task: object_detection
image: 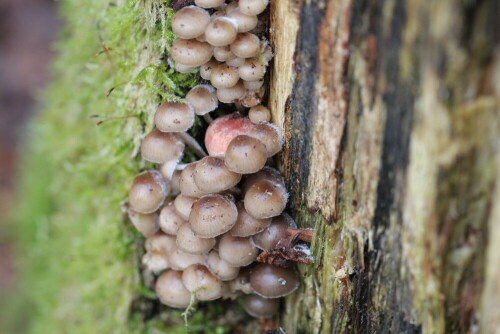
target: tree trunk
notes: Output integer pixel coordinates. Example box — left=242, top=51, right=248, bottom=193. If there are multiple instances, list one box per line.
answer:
left=269, top=0, right=499, bottom=333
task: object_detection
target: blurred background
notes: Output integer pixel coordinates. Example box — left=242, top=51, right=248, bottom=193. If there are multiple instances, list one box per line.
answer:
left=0, top=0, right=59, bottom=298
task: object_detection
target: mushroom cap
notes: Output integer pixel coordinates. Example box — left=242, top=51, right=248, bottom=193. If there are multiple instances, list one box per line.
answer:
left=252, top=213, right=297, bottom=251
left=155, top=270, right=192, bottom=308
left=248, top=105, right=271, bottom=123
left=169, top=170, right=182, bottom=193
left=200, top=59, right=219, bottom=80
left=242, top=166, right=285, bottom=194
left=210, top=64, right=240, bottom=88
left=189, top=194, right=238, bottom=238
left=225, top=56, right=245, bottom=67
left=243, top=80, right=264, bottom=91
left=216, top=80, right=247, bottom=103
left=206, top=250, right=240, bottom=281
left=205, top=17, right=238, bottom=47
left=159, top=201, right=187, bottom=235
left=173, top=62, right=197, bottom=73
left=142, top=250, right=169, bottom=272
left=238, top=58, right=266, bottom=81
left=185, top=84, right=218, bottom=116
left=171, top=38, right=213, bottom=67
left=244, top=294, right=281, bottom=318
left=195, top=0, right=225, bottom=8
left=154, top=101, right=195, bottom=132
left=182, top=264, right=224, bottom=301
left=213, top=45, right=235, bottom=62
left=230, top=201, right=271, bottom=237
left=145, top=232, right=177, bottom=253
left=218, top=233, right=258, bottom=267
left=244, top=179, right=288, bottom=219
left=248, top=122, right=284, bottom=157
left=141, top=128, right=185, bottom=164
left=225, top=1, right=239, bottom=13
left=179, top=162, right=208, bottom=198
left=205, top=113, right=254, bottom=156
left=176, top=222, right=216, bottom=254
left=249, top=263, right=299, bottom=298
left=172, top=6, right=210, bottom=39
left=174, top=194, right=197, bottom=221
left=224, top=135, right=268, bottom=174
left=128, top=170, right=169, bottom=214
left=228, top=268, right=254, bottom=294
left=227, top=8, right=258, bottom=32
left=194, top=156, right=242, bottom=193
left=238, top=0, right=269, bottom=15
left=127, top=208, right=160, bottom=237
left=230, top=33, right=260, bottom=58
left=168, top=247, right=206, bottom=270
left=239, top=89, right=261, bottom=108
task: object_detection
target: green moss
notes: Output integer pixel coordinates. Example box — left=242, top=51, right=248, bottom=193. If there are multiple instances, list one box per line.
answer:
left=1, top=0, right=227, bottom=333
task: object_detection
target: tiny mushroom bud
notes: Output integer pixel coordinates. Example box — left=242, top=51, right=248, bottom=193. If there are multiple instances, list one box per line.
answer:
left=174, top=194, right=197, bottom=220
left=195, top=0, right=225, bottom=8
left=239, top=0, right=269, bottom=15
left=142, top=250, right=169, bottom=272
left=210, top=64, right=240, bottom=88
left=243, top=79, right=264, bottom=90
left=249, top=263, right=299, bottom=298
left=127, top=208, right=160, bottom=237
left=159, top=201, right=187, bottom=235
left=230, top=201, right=271, bottom=237
left=230, top=33, right=260, bottom=58
left=179, top=162, right=208, bottom=198
left=206, top=250, right=240, bottom=281
left=171, top=38, right=213, bottom=67
left=218, top=233, right=258, bottom=267
left=205, top=113, right=255, bottom=156
left=172, top=6, right=211, bottom=39
left=248, top=122, right=284, bottom=157
left=252, top=213, right=297, bottom=251
left=141, top=128, right=185, bottom=164
left=154, top=101, right=195, bottom=132
left=200, top=59, right=219, bottom=80
left=238, top=58, right=266, bottom=81
left=182, top=264, right=224, bottom=301
left=145, top=232, right=177, bottom=254
left=225, top=56, right=245, bottom=67
left=168, top=247, right=206, bottom=270
left=155, top=270, right=192, bottom=308
left=216, top=80, right=247, bottom=103
left=128, top=170, right=169, bottom=214
left=176, top=222, right=216, bottom=254
left=224, top=135, right=268, bottom=174
left=248, top=105, right=271, bottom=123
left=194, top=156, right=242, bottom=193
left=213, top=45, right=236, bottom=62
left=185, top=84, right=218, bottom=116
left=239, top=89, right=261, bottom=108
left=189, top=194, right=238, bottom=238
left=244, top=179, right=288, bottom=219
left=244, top=294, right=281, bottom=318
left=205, top=17, right=238, bottom=47
left=227, top=8, right=258, bottom=32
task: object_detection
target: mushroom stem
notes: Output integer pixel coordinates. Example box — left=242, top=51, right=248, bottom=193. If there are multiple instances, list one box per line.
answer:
left=175, top=163, right=190, bottom=170
left=177, top=132, right=207, bottom=157
left=203, top=113, right=214, bottom=123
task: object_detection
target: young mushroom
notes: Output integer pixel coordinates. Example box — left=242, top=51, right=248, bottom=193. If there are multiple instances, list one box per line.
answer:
left=252, top=213, right=297, bottom=251
left=159, top=201, right=187, bottom=235
left=210, top=64, right=240, bottom=88
left=218, top=233, right=259, bottom=267
left=194, top=156, right=242, bottom=193
left=249, top=263, right=299, bottom=298
left=248, top=122, right=284, bottom=157
left=127, top=207, right=160, bottom=237
left=206, top=250, right=240, bottom=281
left=205, top=17, right=238, bottom=47
left=244, top=179, right=288, bottom=219
left=238, top=58, right=266, bottom=81
left=128, top=170, right=169, bottom=214
left=182, top=264, right=224, bottom=301
left=171, top=38, right=214, bottom=67
left=156, top=270, right=192, bottom=308
left=179, top=162, right=209, bottom=198
left=216, top=80, right=247, bottom=103
left=185, top=84, right=218, bottom=119
left=173, top=194, right=197, bottom=220
left=200, top=59, right=219, bottom=80
left=248, top=105, right=271, bottom=123
left=244, top=294, right=281, bottom=318
left=172, top=6, right=211, bottom=39
left=176, top=222, right=216, bottom=254
left=243, top=80, right=264, bottom=91
left=145, top=232, right=177, bottom=254
left=213, top=45, right=235, bottom=62
left=142, top=250, right=170, bottom=272
left=224, top=135, right=268, bottom=174
left=230, top=33, right=260, bottom=58
left=195, top=0, right=225, bottom=8
left=230, top=201, right=271, bottom=237
left=140, top=128, right=185, bottom=164
left=168, top=246, right=206, bottom=270
left=154, top=101, right=195, bottom=133
left=189, top=194, right=238, bottom=238
left=238, top=0, right=269, bottom=15
left=227, top=8, right=258, bottom=32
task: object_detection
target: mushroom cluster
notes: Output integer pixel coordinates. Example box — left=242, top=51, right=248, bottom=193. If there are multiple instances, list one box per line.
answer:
left=125, top=0, right=308, bottom=323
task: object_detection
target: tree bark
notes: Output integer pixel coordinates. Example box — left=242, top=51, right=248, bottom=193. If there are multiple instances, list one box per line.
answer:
left=269, top=0, right=500, bottom=333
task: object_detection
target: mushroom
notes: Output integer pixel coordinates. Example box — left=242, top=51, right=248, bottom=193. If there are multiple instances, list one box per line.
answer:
left=200, top=59, right=219, bottom=80
left=206, top=250, right=240, bottom=281
left=216, top=80, right=247, bottom=103
left=194, top=156, right=242, bottom=193
left=230, top=33, right=260, bottom=58
left=225, top=56, right=245, bottom=67
left=176, top=222, right=216, bottom=254
left=239, top=89, right=261, bottom=108
left=213, top=45, right=236, bottom=62
left=248, top=122, right=284, bottom=157
left=242, top=166, right=285, bottom=194
left=164, top=169, right=181, bottom=193
left=171, top=38, right=213, bottom=67
left=225, top=1, right=239, bottom=14
left=173, top=194, right=197, bottom=220
left=195, top=0, right=225, bottom=8
left=128, top=170, right=169, bottom=214
left=155, top=270, right=192, bottom=308
left=126, top=207, right=160, bottom=237
left=173, top=62, right=197, bottom=73
left=228, top=268, right=254, bottom=294
left=224, top=135, right=268, bottom=174
left=210, top=64, right=240, bottom=88
left=205, top=17, right=238, bottom=47
left=243, top=80, right=264, bottom=91
left=140, top=128, right=185, bottom=164
left=172, top=6, right=210, bottom=39
left=145, top=232, right=177, bottom=254
left=230, top=201, right=271, bottom=237
left=238, top=0, right=269, bottom=15
left=244, top=294, right=281, bottom=318
left=227, top=8, right=258, bottom=32
left=189, top=194, right=238, bottom=238
left=218, top=233, right=259, bottom=267
left=238, top=58, right=266, bottom=81
left=204, top=113, right=255, bottom=156
left=252, top=213, right=297, bottom=251
left=182, top=264, right=224, bottom=301
left=248, top=105, right=271, bottom=123
left=159, top=201, right=187, bottom=235
left=185, top=84, right=218, bottom=118
left=168, top=246, right=206, bottom=270
left=154, top=101, right=194, bottom=133
left=249, top=263, right=299, bottom=298
left=244, top=179, right=288, bottom=219
left=142, top=250, right=169, bottom=272
left=179, top=162, right=209, bottom=198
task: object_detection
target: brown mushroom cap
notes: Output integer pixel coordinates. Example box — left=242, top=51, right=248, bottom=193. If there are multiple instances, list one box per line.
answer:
left=227, top=8, right=258, bottom=32
left=216, top=80, right=247, bottom=103
left=174, top=62, right=197, bottom=73
left=206, top=250, right=240, bottom=281
left=248, top=122, right=284, bottom=157
left=145, top=232, right=177, bottom=253
left=142, top=250, right=169, bottom=272
left=230, top=201, right=271, bottom=237
left=176, top=222, right=216, bottom=254
left=248, top=105, right=271, bottom=123
left=230, top=33, right=260, bottom=58
left=128, top=170, right=169, bottom=214
left=195, top=0, right=225, bottom=8
left=171, top=38, right=213, bottom=67
left=179, top=162, right=208, bottom=198
left=218, top=234, right=258, bottom=267
left=155, top=270, right=192, bottom=308
left=194, top=156, right=242, bottom=193
left=213, top=45, right=236, bottom=62
left=228, top=268, right=254, bottom=294
left=189, top=194, right=238, bottom=238
left=204, top=113, right=254, bottom=156
left=200, top=59, right=219, bottom=80
left=252, top=213, right=297, bottom=251
left=224, top=135, right=268, bottom=174
left=244, top=294, right=281, bottom=318
left=172, top=6, right=210, bottom=39
left=154, top=101, right=195, bottom=132
left=238, top=0, right=269, bottom=15
left=225, top=1, right=239, bottom=13
left=205, top=17, right=238, bottom=47
left=244, top=179, right=288, bottom=219
left=159, top=201, right=187, bottom=235
left=141, top=128, right=185, bottom=164
left=249, top=263, right=299, bottom=298
left=127, top=208, right=160, bottom=237
left=185, top=84, right=218, bottom=116
left=168, top=246, right=206, bottom=270
left=210, top=64, right=240, bottom=88
left=243, top=80, right=264, bottom=90
left=242, top=166, right=285, bottom=194
left=238, top=58, right=266, bottom=81
left=225, top=56, right=245, bottom=67
left=174, top=194, right=197, bottom=220
left=182, top=264, right=224, bottom=301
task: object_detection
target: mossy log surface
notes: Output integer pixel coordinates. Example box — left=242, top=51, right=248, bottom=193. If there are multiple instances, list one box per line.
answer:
left=269, top=0, right=499, bottom=333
